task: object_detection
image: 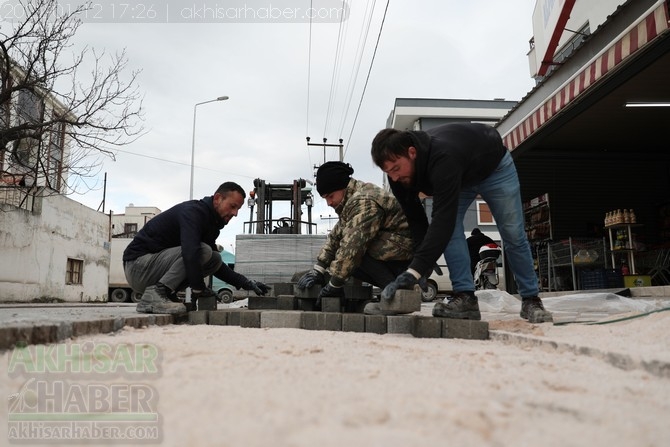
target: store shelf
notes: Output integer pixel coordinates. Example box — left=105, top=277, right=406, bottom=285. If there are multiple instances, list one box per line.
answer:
left=539, top=237, right=608, bottom=291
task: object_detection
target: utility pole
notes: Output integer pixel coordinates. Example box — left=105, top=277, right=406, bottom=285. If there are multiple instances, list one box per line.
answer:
left=306, top=137, right=344, bottom=163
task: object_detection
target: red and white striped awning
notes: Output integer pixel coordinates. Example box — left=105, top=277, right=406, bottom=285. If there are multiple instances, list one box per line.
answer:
left=503, top=1, right=670, bottom=150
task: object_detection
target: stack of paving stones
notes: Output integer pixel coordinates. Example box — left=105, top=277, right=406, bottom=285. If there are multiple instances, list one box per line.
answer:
left=188, top=282, right=488, bottom=340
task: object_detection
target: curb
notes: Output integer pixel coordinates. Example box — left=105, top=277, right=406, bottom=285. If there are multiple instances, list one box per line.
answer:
left=0, top=314, right=174, bottom=351
left=489, top=330, right=670, bottom=379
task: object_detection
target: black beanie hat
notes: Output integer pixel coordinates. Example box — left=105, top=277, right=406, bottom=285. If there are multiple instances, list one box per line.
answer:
left=316, top=161, right=354, bottom=196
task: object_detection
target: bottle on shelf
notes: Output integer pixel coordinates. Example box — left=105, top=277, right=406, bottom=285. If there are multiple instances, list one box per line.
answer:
left=623, top=209, right=630, bottom=223
left=621, top=259, right=630, bottom=276
left=629, top=209, right=636, bottom=224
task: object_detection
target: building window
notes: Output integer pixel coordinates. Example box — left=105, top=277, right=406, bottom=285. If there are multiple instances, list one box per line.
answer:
left=47, top=122, right=65, bottom=190
left=124, top=223, right=138, bottom=235
left=66, top=258, right=83, bottom=285
left=476, top=200, right=496, bottom=225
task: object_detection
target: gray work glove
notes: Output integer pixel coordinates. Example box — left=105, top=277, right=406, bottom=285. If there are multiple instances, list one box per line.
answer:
left=296, top=268, right=326, bottom=290
left=316, top=282, right=345, bottom=311
left=242, top=279, right=270, bottom=296
left=381, top=271, right=418, bottom=301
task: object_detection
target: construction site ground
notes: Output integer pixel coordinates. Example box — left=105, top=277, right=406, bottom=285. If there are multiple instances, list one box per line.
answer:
left=1, top=286, right=669, bottom=446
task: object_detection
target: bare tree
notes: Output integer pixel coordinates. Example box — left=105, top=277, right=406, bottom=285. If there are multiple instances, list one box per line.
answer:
left=0, top=0, right=144, bottom=205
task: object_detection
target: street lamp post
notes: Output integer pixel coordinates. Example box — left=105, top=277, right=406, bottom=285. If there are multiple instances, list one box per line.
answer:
left=189, top=95, right=229, bottom=200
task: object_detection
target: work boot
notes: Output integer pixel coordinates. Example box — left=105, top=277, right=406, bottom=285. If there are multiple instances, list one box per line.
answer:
left=520, top=297, right=553, bottom=323
left=432, top=292, right=481, bottom=320
left=136, top=283, right=186, bottom=314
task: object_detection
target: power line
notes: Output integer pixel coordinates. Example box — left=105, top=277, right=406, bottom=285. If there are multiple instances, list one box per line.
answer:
left=344, top=0, right=390, bottom=159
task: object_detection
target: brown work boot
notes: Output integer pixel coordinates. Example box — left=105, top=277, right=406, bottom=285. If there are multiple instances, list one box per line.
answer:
left=432, top=292, right=481, bottom=320
left=520, top=297, right=553, bottom=323
left=136, top=284, right=186, bottom=314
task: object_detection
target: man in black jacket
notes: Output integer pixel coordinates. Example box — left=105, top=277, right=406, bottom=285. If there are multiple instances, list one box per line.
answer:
left=123, top=182, right=269, bottom=314
left=370, top=123, right=552, bottom=323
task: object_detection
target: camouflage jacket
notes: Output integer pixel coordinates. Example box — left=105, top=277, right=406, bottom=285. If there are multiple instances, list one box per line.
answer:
left=316, top=178, right=413, bottom=286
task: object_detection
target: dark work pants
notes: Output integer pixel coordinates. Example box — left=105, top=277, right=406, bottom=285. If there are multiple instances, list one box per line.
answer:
left=351, top=254, right=410, bottom=288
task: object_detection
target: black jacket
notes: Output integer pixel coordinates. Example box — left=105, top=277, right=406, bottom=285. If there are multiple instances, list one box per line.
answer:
left=388, top=123, right=507, bottom=276
left=123, top=196, right=245, bottom=290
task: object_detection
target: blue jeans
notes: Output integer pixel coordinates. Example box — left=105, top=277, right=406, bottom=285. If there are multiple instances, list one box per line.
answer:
left=443, top=151, right=539, bottom=298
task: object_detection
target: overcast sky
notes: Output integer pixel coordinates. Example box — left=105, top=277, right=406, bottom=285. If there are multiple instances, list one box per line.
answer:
left=69, top=0, right=538, bottom=253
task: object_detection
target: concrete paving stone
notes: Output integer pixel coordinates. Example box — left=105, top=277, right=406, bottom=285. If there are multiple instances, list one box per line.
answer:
left=365, top=315, right=387, bottom=334
left=197, top=296, right=217, bottom=311
left=321, top=297, right=342, bottom=313
left=380, top=289, right=421, bottom=314
left=124, top=316, right=151, bottom=329
left=240, top=311, right=262, bottom=328
left=272, top=283, right=295, bottom=296
left=226, top=310, right=242, bottom=326
left=301, top=312, right=342, bottom=331
left=387, top=315, right=414, bottom=334
left=188, top=311, right=209, bottom=325
left=0, top=326, right=32, bottom=350
left=248, top=296, right=279, bottom=310
left=277, top=295, right=298, bottom=310
left=72, top=320, right=97, bottom=337
left=298, top=298, right=317, bottom=311
left=261, top=311, right=303, bottom=329
left=341, top=313, right=365, bottom=332
left=442, top=319, right=489, bottom=340
left=30, top=325, right=59, bottom=345
left=294, top=285, right=321, bottom=299
left=411, top=316, right=443, bottom=338
left=208, top=310, right=229, bottom=326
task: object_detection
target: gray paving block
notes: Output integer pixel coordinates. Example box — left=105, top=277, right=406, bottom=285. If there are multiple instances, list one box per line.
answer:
left=442, top=319, right=489, bottom=340
left=261, top=311, right=303, bottom=329
left=298, top=298, right=317, bottom=311
left=301, top=312, right=342, bottom=331
left=226, top=309, right=242, bottom=326
left=197, top=296, right=217, bottom=311
left=188, top=310, right=209, bottom=325
left=411, top=316, right=442, bottom=338
left=380, top=289, right=421, bottom=313
left=321, top=297, right=342, bottom=313
left=248, top=296, right=278, bottom=310
left=277, top=295, right=298, bottom=310
left=387, top=315, right=414, bottom=334
left=294, top=285, right=321, bottom=298
left=240, top=310, right=262, bottom=328
left=365, top=315, right=387, bottom=334
left=272, top=283, right=295, bottom=296
left=342, top=313, right=365, bottom=332
left=208, top=310, right=229, bottom=326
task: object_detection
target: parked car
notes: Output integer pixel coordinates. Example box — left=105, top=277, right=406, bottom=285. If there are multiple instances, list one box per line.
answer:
left=211, top=276, right=235, bottom=304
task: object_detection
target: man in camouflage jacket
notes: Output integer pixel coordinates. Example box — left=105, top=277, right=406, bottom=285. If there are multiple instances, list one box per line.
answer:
left=297, top=161, right=414, bottom=309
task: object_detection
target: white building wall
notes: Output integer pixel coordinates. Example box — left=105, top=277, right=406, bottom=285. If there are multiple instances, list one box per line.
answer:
left=0, top=189, right=110, bottom=302
left=110, top=205, right=160, bottom=237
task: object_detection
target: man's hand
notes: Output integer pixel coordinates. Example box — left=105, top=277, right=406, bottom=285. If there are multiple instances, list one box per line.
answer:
left=242, top=279, right=270, bottom=296
left=297, top=269, right=326, bottom=290
left=316, top=282, right=344, bottom=311
left=381, top=271, right=418, bottom=300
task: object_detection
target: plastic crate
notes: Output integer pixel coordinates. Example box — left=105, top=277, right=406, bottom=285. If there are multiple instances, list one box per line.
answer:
left=579, top=268, right=623, bottom=290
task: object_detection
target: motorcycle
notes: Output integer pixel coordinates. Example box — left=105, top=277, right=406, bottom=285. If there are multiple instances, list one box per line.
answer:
left=474, top=243, right=502, bottom=290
